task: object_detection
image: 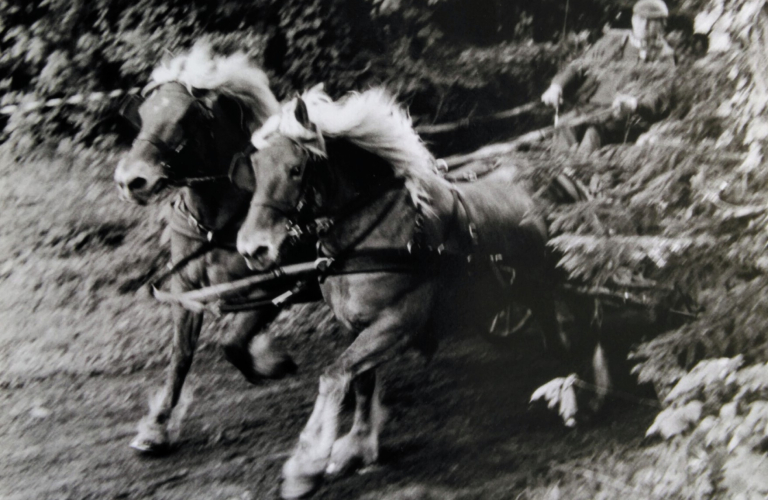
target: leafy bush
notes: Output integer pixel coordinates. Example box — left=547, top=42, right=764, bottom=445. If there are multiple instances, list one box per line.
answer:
left=0, top=0, right=621, bottom=155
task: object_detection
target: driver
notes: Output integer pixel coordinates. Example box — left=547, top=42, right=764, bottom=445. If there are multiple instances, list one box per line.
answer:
left=541, top=0, right=676, bottom=155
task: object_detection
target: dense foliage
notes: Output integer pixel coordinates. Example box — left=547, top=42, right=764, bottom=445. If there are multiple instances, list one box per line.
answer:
left=2, top=0, right=767, bottom=495
left=0, top=0, right=645, bottom=153
left=519, top=0, right=768, bottom=496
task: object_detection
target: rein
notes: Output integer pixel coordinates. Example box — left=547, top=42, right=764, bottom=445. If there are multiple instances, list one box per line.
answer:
left=153, top=156, right=520, bottom=312
left=147, top=195, right=244, bottom=301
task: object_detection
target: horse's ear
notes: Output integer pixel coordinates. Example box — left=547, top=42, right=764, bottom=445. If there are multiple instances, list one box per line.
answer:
left=119, top=94, right=143, bottom=130
left=140, top=81, right=162, bottom=98
left=294, top=98, right=311, bottom=129
left=229, top=145, right=256, bottom=192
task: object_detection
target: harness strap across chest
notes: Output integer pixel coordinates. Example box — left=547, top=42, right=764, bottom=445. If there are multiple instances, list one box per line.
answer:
left=149, top=194, right=243, bottom=295
left=168, top=195, right=240, bottom=250
left=313, top=180, right=511, bottom=288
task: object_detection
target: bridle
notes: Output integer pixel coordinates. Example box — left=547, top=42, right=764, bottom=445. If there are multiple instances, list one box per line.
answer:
left=245, top=137, right=409, bottom=250
left=241, top=142, right=323, bottom=240
left=127, top=82, right=233, bottom=186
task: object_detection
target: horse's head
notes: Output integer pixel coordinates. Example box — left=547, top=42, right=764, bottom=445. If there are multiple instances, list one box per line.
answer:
left=115, top=82, right=223, bottom=204
left=233, top=98, right=324, bottom=270
left=235, top=85, right=437, bottom=270
left=116, top=47, right=281, bottom=206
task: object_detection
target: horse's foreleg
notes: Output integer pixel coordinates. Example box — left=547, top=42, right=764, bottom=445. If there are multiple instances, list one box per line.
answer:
left=281, top=319, right=409, bottom=499
left=325, top=370, right=386, bottom=477
left=221, top=308, right=297, bottom=384
left=131, top=303, right=203, bottom=454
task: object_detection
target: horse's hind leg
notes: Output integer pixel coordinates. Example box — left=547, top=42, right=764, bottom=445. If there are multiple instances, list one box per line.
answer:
left=221, top=308, right=297, bottom=384
left=523, top=278, right=612, bottom=420
left=325, top=370, right=386, bottom=477
left=570, top=296, right=611, bottom=414
left=515, top=272, right=571, bottom=364
left=131, top=303, right=203, bottom=454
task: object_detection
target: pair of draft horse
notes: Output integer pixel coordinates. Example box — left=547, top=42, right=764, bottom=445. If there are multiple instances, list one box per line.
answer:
left=115, top=47, right=609, bottom=498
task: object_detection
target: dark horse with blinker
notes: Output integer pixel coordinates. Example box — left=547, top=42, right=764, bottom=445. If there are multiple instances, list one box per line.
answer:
left=114, top=44, right=310, bottom=453
left=232, top=86, right=612, bottom=499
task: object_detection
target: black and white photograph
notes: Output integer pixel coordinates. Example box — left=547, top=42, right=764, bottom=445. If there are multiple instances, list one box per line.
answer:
left=1, top=0, right=767, bottom=498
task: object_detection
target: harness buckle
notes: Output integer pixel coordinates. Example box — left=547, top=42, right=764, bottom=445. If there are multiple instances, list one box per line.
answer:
left=315, top=217, right=334, bottom=236
left=314, top=257, right=334, bottom=273
left=206, top=231, right=214, bottom=242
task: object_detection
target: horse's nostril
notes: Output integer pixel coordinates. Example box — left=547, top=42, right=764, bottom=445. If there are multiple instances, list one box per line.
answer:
left=128, top=177, right=148, bottom=192
left=244, top=245, right=269, bottom=260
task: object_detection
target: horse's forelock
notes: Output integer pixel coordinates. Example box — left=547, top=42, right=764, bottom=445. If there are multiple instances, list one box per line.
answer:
left=251, top=107, right=327, bottom=159
left=149, top=41, right=279, bottom=132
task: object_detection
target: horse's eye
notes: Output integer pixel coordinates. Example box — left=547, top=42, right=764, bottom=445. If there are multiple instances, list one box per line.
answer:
left=289, top=165, right=303, bottom=178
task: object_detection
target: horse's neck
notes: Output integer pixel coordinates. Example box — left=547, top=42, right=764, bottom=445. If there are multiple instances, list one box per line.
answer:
left=315, top=140, right=394, bottom=212
left=316, top=150, right=417, bottom=254
left=210, top=96, right=251, bottom=173
left=314, top=161, right=358, bottom=215
left=183, top=99, right=253, bottom=230
left=182, top=183, right=250, bottom=230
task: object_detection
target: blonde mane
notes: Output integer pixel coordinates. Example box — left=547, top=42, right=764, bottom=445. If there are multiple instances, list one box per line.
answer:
left=253, top=86, right=442, bottom=206
left=151, top=42, right=280, bottom=132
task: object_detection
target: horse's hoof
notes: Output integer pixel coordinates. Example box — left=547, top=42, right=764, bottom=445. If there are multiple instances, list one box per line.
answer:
left=129, top=436, right=171, bottom=456
left=325, top=453, right=365, bottom=478
left=325, top=460, right=354, bottom=478
left=280, top=474, right=322, bottom=499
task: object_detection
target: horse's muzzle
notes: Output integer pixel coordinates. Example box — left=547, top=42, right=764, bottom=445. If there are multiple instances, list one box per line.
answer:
left=114, top=159, right=169, bottom=205
left=238, top=238, right=279, bottom=272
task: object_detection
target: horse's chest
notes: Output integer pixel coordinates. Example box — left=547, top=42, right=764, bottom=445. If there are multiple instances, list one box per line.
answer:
left=321, top=274, right=433, bottom=333
left=204, top=249, right=250, bottom=285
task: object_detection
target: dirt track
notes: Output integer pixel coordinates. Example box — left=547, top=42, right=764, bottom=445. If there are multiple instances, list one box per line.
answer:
left=1, top=325, right=659, bottom=500
left=0, top=153, right=658, bottom=500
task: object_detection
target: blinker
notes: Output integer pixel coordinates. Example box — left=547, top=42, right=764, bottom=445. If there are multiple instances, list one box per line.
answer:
left=119, top=94, right=144, bottom=130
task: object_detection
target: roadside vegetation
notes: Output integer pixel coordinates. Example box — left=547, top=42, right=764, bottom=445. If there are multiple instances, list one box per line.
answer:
left=2, top=0, right=767, bottom=497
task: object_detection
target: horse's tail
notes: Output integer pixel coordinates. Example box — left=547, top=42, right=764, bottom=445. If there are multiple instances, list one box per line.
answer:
left=542, top=170, right=594, bottom=281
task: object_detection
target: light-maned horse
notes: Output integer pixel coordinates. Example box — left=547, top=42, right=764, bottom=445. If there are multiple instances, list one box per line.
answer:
left=232, top=86, right=612, bottom=498
left=114, top=44, right=308, bottom=454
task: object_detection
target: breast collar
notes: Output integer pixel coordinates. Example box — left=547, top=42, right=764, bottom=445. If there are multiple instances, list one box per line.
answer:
left=168, top=194, right=242, bottom=250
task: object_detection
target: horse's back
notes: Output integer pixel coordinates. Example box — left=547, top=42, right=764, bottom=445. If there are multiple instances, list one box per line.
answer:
left=453, top=167, right=547, bottom=264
